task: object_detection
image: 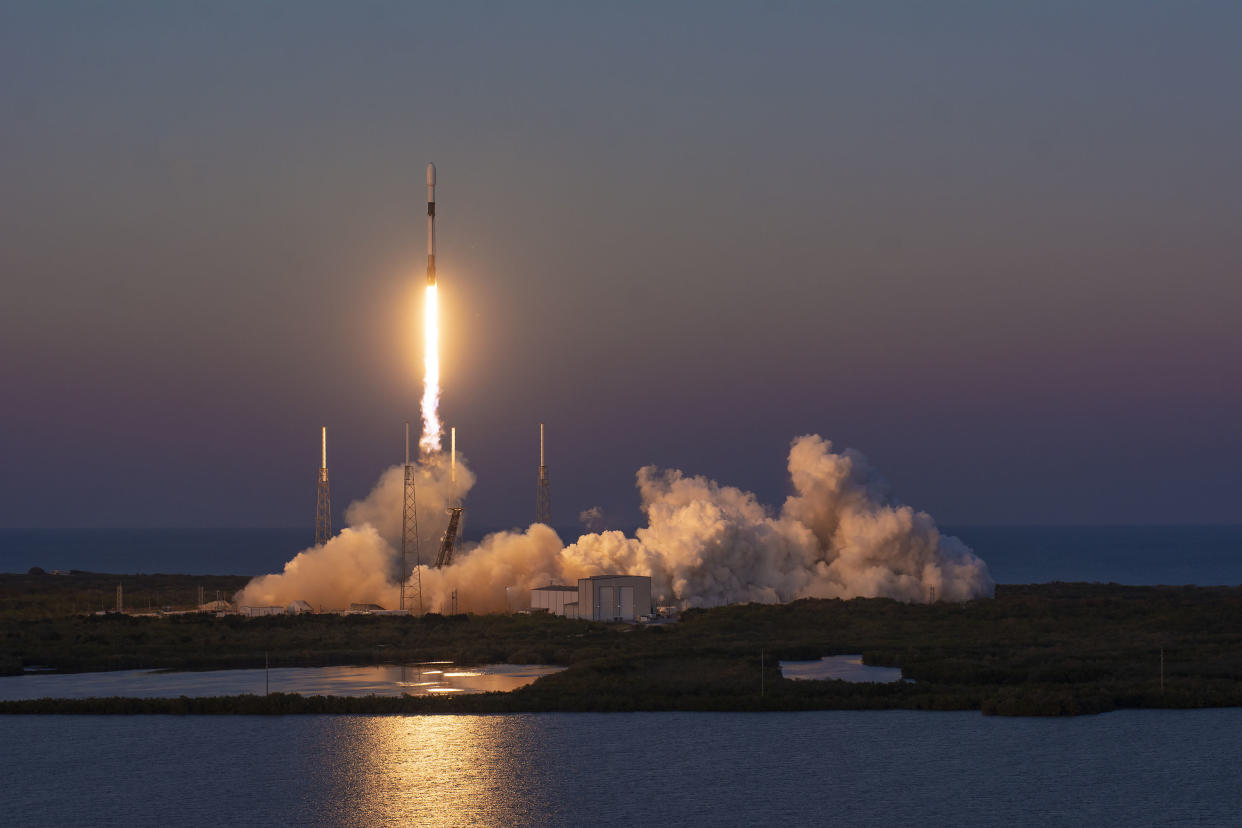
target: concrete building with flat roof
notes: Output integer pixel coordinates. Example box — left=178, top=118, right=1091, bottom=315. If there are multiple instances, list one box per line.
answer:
left=530, top=576, right=652, bottom=621
left=530, top=585, right=579, bottom=616
left=578, top=575, right=652, bottom=622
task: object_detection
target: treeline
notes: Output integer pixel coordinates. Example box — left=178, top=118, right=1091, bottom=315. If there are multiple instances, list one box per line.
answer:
left=0, top=610, right=611, bottom=675
left=0, top=571, right=251, bottom=620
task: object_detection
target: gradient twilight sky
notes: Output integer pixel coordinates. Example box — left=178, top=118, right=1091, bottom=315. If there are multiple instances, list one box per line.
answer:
left=2, top=2, right=1240, bottom=530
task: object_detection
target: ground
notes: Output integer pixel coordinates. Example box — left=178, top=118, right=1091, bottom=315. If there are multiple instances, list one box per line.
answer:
left=2, top=575, right=1241, bottom=716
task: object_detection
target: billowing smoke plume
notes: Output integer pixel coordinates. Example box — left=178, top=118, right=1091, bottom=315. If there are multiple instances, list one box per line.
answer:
left=236, top=452, right=473, bottom=610
left=237, top=435, right=992, bottom=612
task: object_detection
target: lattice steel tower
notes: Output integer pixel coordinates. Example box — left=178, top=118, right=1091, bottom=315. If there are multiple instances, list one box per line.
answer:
left=536, top=423, right=551, bottom=526
left=402, top=422, right=422, bottom=613
left=314, top=427, right=333, bottom=546
left=435, top=506, right=463, bottom=567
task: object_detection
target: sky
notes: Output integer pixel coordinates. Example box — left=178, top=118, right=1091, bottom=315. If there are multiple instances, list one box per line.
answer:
left=2, top=1, right=1240, bottom=529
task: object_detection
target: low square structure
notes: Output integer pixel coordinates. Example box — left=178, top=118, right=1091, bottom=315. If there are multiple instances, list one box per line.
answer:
left=578, top=575, right=652, bottom=622
left=531, top=576, right=652, bottom=621
left=530, top=585, right=579, bottom=616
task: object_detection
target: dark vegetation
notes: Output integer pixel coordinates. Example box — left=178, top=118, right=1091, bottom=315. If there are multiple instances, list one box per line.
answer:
left=0, top=570, right=250, bottom=620
left=2, top=575, right=1242, bottom=716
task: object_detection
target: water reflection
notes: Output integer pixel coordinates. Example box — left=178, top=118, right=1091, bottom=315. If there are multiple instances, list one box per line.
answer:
left=780, top=655, right=904, bottom=683
left=0, top=663, right=562, bottom=701
left=318, top=716, right=556, bottom=827
left=4, top=710, right=1242, bottom=826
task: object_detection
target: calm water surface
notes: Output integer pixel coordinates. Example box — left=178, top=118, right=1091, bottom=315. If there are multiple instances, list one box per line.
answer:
left=0, top=664, right=560, bottom=701
left=780, top=655, right=903, bottom=683
left=1, top=710, right=1239, bottom=827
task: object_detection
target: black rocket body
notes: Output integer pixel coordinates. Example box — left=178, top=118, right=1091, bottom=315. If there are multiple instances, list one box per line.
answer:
left=426, top=162, right=436, bottom=286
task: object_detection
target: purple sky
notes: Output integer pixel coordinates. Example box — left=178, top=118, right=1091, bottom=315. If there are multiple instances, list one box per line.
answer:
left=2, top=2, right=1240, bottom=529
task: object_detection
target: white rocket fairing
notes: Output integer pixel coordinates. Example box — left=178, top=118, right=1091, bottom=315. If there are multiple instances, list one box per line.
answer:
left=426, top=162, right=436, bottom=285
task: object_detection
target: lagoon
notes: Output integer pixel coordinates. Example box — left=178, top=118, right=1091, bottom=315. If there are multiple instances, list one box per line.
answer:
left=780, top=654, right=904, bottom=683
left=2, top=710, right=1240, bottom=827
left=0, top=663, right=560, bottom=701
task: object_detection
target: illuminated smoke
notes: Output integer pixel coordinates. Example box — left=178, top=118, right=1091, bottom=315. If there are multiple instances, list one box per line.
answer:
left=238, top=435, right=992, bottom=611
left=236, top=451, right=472, bottom=609
left=419, top=284, right=441, bottom=454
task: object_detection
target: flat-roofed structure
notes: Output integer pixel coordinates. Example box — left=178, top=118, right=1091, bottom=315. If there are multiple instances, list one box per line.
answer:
left=578, top=575, right=652, bottom=622
left=531, top=576, right=652, bottom=622
left=530, top=585, right=579, bottom=616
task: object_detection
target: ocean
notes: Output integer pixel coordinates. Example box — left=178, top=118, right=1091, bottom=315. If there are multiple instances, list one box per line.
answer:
left=1, top=525, right=1240, bottom=584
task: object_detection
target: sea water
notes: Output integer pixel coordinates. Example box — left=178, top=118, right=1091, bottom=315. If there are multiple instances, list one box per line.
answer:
left=2, top=525, right=1240, bottom=584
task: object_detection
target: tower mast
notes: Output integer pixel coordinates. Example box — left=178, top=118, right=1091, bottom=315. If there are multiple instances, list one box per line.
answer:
left=402, top=422, right=422, bottom=613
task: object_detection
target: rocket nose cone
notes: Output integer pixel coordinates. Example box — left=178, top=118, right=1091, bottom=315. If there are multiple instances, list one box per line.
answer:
left=426, top=163, right=436, bottom=187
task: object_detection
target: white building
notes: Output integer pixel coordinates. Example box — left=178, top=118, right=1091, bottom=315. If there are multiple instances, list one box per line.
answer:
left=287, top=600, right=313, bottom=615
left=530, top=585, right=579, bottom=616
left=531, top=576, right=652, bottom=622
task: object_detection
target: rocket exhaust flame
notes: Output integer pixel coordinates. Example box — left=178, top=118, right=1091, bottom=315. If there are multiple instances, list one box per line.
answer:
left=420, top=162, right=441, bottom=454
left=420, top=283, right=440, bottom=454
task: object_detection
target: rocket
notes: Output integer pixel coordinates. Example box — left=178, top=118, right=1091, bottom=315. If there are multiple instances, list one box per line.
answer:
left=426, top=162, right=436, bottom=285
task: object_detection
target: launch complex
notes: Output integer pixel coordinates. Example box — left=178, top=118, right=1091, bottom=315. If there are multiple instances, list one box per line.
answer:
left=310, top=164, right=553, bottom=616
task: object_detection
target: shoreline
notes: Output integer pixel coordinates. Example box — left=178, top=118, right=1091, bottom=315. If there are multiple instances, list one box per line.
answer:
left=3, top=678, right=1241, bottom=717
left=2, top=582, right=1240, bottom=717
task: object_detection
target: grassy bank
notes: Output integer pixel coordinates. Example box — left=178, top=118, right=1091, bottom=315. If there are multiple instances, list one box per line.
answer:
left=2, top=581, right=1241, bottom=716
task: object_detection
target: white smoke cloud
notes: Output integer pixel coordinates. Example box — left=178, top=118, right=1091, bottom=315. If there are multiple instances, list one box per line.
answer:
left=236, top=525, right=396, bottom=610
left=236, top=452, right=473, bottom=609
left=340, top=451, right=474, bottom=560
left=237, top=435, right=993, bottom=611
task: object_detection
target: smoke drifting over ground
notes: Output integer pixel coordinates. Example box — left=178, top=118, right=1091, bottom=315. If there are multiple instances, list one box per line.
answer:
left=237, top=435, right=993, bottom=612
left=238, top=453, right=472, bottom=611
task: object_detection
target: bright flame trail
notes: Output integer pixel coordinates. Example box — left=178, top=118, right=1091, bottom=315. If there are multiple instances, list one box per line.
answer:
left=421, top=283, right=441, bottom=453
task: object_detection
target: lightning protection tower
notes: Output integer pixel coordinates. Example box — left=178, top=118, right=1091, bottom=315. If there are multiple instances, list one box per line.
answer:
left=536, top=423, right=551, bottom=526
left=402, top=422, right=422, bottom=613
left=315, top=427, right=333, bottom=547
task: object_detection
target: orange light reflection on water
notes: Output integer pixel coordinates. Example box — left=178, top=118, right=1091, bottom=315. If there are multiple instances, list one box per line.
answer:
left=327, top=716, right=549, bottom=826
